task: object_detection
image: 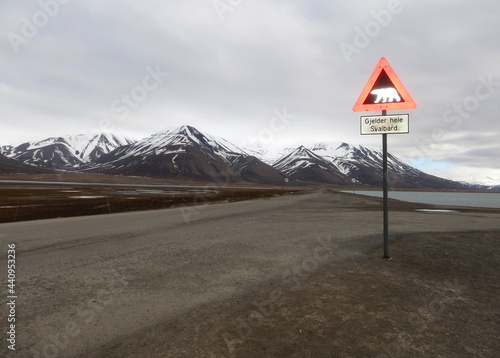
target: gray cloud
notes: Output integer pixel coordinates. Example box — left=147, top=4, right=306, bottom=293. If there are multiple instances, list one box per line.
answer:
left=0, top=0, right=499, bottom=182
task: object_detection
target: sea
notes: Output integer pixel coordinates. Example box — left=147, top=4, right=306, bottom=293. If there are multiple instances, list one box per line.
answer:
left=342, top=190, right=500, bottom=209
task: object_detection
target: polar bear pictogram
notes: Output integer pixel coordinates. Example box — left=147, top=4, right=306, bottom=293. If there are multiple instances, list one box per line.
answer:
left=370, top=88, right=401, bottom=103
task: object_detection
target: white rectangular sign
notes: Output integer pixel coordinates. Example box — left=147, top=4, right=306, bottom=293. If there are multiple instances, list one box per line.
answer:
left=360, top=114, right=409, bottom=135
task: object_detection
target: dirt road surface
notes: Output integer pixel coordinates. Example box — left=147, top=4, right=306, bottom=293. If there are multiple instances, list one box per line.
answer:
left=0, top=190, right=499, bottom=357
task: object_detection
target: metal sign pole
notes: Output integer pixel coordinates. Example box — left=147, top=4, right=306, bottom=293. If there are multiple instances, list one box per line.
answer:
left=353, top=58, right=416, bottom=259
left=382, top=109, right=390, bottom=259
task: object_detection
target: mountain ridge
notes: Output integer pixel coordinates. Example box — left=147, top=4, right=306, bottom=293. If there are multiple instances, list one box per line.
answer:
left=85, top=125, right=286, bottom=184
left=5, top=133, right=135, bottom=169
left=1, top=126, right=489, bottom=190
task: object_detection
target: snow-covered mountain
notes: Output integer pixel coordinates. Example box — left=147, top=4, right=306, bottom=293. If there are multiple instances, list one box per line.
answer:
left=0, top=153, right=51, bottom=174
left=273, top=146, right=350, bottom=184
left=88, top=125, right=286, bottom=184
left=459, top=176, right=500, bottom=191
left=312, top=142, right=422, bottom=184
left=96, top=125, right=248, bottom=165
left=243, top=144, right=296, bottom=165
left=7, top=133, right=135, bottom=169
left=3, top=126, right=478, bottom=189
left=0, top=145, right=13, bottom=156
left=269, top=142, right=467, bottom=189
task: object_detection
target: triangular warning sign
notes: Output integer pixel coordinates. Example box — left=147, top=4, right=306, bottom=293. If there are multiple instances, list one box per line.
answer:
left=353, top=57, right=416, bottom=112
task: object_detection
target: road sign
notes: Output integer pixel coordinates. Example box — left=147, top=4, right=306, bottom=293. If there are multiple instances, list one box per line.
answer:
left=361, top=114, right=409, bottom=135
left=353, top=57, right=416, bottom=112
left=352, top=58, right=417, bottom=259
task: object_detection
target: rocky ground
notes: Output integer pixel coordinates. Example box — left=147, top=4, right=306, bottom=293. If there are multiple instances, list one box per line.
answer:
left=128, top=231, right=497, bottom=358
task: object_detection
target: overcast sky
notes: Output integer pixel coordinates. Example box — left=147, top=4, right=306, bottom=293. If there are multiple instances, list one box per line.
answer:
left=1, top=0, right=499, bottom=183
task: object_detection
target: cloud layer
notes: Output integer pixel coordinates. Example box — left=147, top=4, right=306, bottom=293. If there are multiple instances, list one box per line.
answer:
left=1, top=0, right=499, bottom=182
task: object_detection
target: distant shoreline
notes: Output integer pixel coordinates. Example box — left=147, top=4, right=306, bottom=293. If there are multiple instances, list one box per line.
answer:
left=342, top=189, right=500, bottom=209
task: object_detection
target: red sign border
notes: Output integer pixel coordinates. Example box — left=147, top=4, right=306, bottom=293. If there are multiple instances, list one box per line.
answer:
left=353, top=57, right=416, bottom=112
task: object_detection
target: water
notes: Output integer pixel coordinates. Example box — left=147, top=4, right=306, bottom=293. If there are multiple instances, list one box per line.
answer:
left=342, top=190, right=500, bottom=209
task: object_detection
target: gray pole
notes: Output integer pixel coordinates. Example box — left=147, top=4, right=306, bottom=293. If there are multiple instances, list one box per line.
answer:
left=382, top=109, right=390, bottom=259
